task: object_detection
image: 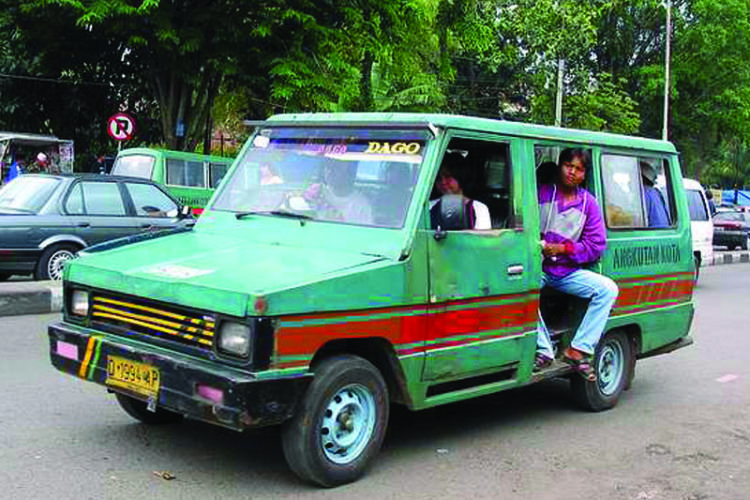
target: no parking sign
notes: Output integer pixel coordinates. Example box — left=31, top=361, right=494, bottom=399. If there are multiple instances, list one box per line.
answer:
left=107, top=113, right=136, bottom=141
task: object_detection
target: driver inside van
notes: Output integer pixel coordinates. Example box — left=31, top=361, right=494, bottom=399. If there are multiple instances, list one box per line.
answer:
left=535, top=148, right=619, bottom=381
left=304, top=162, right=373, bottom=225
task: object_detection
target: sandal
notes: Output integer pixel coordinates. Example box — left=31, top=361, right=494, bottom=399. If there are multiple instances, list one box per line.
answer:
left=533, top=352, right=554, bottom=372
left=563, top=347, right=597, bottom=382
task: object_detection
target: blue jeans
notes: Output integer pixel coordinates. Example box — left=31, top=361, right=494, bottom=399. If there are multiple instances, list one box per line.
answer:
left=537, top=269, right=618, bottom=357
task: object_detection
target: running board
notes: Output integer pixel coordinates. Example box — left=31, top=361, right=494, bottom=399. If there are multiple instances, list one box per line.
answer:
left=637, top=336, right=694, bottom=360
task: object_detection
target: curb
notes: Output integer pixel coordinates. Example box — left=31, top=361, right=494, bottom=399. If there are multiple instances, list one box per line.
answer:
left=0, top=249, right=749, bottom=318
left=0, top=281, right=62, bottom=317
left=702, top=250, right=750, bottom=266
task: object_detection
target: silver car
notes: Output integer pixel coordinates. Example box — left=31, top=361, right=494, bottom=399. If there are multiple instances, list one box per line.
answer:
left=0, top=174, right=193, bottom=280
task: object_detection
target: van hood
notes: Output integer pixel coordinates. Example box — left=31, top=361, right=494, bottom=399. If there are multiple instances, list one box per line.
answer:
left=66, top=231, right=387, bottom=317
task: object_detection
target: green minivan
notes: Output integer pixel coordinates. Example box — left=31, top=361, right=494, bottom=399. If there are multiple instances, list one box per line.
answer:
left=48, top=113, right=695, bottom=487
left=111, top=148, right=232, bottom=213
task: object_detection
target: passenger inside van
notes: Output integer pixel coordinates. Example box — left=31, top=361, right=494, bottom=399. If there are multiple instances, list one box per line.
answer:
left=535, top=148, right=619, bottom=381
left=640, top=161, right=670, bottom=228
left=430, top=152, right=491, bottom=230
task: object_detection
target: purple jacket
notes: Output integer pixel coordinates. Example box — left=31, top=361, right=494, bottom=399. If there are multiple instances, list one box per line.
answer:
left=538, top=183, right=606, bottom=277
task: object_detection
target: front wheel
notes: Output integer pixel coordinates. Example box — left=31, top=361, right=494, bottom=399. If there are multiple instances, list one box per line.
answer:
left=114, top=392, right=183, bottom=425
left=281, top=355, right=389, bottom=487
left=35, top=243, right=79, bottom=280
left=570, top=330, right=633, bottom=412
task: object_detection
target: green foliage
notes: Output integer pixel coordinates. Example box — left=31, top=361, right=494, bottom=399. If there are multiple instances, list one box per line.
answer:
left=3, top=0, right=750, bottom=189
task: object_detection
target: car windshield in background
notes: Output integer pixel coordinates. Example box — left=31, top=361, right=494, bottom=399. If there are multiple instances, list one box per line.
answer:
left=212, top=127, right=428, bottom=228
left=112, top=155, right=155, bottom=179
left=0, top=176, right=60, bottom=213
left=685, top=189, right=709, bottom=221
left=714, top=212, right=745, bottom=222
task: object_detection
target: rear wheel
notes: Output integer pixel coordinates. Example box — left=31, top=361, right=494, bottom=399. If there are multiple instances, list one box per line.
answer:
left=571, top=330, right=633, bottom=412
left=114, top=392, right=183, bottom=425
left=34, top=243, right=79, bottom=281
left=281, top=355, right=389, bottom=487
left=693, top=255, right=701, bottom=283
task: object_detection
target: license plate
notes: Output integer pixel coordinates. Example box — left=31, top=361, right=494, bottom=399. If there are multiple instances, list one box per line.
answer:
left=106, top=355, right=160, bottom=398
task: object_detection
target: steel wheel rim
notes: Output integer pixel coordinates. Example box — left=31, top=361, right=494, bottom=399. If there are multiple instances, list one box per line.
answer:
left=320, top=383, right=376, bottom=465
left=597, top=340, right=624, bottom=396
left=47, top=250, right=75, bottom=281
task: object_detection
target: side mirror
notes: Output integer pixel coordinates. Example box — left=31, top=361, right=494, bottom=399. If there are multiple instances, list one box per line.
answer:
left=434, top=225, right=448, bottom=241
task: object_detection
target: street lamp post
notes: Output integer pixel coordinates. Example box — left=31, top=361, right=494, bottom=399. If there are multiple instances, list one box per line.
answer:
left=662, top=0, right=672, bottom=141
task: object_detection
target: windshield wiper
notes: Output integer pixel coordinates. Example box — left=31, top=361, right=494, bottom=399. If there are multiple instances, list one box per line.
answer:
left=235, top=210, right=313, bottom=224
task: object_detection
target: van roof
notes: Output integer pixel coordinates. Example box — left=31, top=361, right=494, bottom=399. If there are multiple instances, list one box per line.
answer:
left=682, top=178, right=705, bottom=190
left=264, top=112, right=677, bottom=154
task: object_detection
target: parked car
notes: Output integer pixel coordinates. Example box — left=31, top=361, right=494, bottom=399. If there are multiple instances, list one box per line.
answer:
left=712, top=211, right=750, bottom=250
left=0, top=174, right=193, bottom=281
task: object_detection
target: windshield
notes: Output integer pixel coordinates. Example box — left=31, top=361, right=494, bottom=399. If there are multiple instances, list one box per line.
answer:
left=685, top=189, right=709, bottom=222
left=212, top=127, right=428, bottom=228
left=112, top=154, right=155, bottom=179
left=0, top=176, right=61, bottom=213
left=714, top=212, right=745, bottom=222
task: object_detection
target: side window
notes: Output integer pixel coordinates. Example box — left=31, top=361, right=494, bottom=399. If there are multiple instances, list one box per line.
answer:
left=81, top=182, right=126, bottom=216
left=602, top=154, right=674, bottom=229
left=64, top=183, right=85, bottom=214
left=685, top=190, right=709, bottom=222
left=126, top=183, right=178, bottom=217
left=166, top=158, right=186, bottom=186
left=430, top=137, right=512, bottom=230
left=185, top=161, right=205, bottom=187
left=210, top=162, right=229, bottom=188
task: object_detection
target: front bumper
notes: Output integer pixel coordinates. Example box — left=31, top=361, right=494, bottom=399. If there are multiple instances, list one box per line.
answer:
left=48, top=321, right=312, bottom=431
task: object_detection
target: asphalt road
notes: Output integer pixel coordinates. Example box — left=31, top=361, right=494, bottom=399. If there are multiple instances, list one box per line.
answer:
left=1, top=265, right=749, bottom=499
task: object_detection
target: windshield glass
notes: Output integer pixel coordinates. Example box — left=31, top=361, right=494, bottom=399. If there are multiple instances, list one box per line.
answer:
left=714, top=212, right=744, bottom=222
left=685, top=189, right=709, bottom=222
left=112, top=154, right=155, bottom=179
left=0, top=176, right=61, bottom=213
left=212, top=127, right=428, bottom=228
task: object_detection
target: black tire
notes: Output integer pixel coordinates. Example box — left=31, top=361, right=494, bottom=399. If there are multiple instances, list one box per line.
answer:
left=570, top=330, right=633, bottom=412
left=114, top=392, right=183, bottom=425
left=281, top=355, right=389, bottom=487
left=34, top=243, right=79, bottom=281
left=693, top=255, right=701, bottom=284
left=741, top=237, right=748, bottom=251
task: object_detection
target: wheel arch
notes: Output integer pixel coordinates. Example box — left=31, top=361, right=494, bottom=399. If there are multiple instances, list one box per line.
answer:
left=39, top=234, right=87, bottom=251
left=311, top=337, right=412, bottom=407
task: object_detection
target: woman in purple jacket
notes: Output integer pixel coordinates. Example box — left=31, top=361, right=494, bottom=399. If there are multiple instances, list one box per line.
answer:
left=535, top=148, right=618, bottom=381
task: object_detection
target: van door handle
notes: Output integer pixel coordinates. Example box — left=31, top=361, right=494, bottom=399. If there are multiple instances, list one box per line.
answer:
left=77, top=222, right=90, bottom=228
left=507, top=265, right=524, bottom=276
left=140, top=224, right=153, bottom=229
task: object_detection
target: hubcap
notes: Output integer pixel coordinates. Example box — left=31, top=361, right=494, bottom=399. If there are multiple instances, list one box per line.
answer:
left=47, top=250, right=76, bottom=281
left=597, top=340, right=624, bottom=396
left=320, top=383, right=376, bottom=465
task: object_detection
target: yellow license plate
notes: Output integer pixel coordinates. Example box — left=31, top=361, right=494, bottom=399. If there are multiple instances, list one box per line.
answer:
left=106, top=355, right=160, bottom=397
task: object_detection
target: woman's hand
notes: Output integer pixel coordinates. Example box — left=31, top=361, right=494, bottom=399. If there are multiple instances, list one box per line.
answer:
left=543, top=242, right=568, bottom=257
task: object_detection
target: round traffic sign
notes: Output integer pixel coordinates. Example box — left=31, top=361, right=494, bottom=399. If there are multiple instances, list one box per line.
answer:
left=107, top=112, right=136, bottom=141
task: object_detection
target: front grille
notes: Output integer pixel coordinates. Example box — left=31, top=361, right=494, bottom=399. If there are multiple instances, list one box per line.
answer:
left=90, top=293, right=215, bottom=351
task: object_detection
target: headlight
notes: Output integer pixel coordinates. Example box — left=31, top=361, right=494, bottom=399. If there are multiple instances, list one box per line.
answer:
left=217, top=321, right=252, bottom=357
left=71, top=290, right=90, bottom=317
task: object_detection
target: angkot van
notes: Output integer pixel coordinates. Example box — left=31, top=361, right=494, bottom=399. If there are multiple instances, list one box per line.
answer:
left=48, top=113, right=694, bottom=487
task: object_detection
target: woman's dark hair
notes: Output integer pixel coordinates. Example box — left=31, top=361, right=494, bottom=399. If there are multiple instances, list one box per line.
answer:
left=558, top=148, right=590, bottom=169
left=439, top=151, right=472, bottom=190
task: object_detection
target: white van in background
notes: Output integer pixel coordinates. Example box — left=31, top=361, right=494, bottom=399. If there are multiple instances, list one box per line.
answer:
left=683, top=178, right=714, bottom=281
